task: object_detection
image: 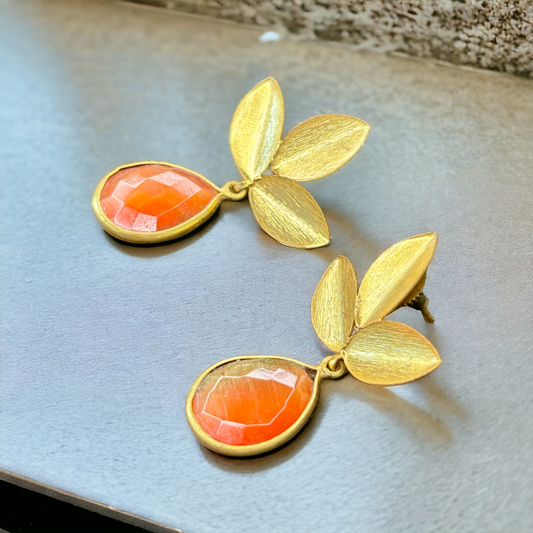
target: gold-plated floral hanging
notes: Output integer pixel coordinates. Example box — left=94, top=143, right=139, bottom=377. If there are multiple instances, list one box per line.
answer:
left=186, top=233, right=441, bottom=457
left=92, top=77, right=369, bottom=248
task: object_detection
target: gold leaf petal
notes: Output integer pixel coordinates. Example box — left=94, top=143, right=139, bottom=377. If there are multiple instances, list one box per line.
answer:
left=249, top=175, right=330, bottom=249
left=271, top=114, right=369, bottom=181
left=344, top=321, right=441, bottom=386
left=311, top=257, right=357, bottom=352
left=356, top=233, right=438, bottom=328
left=229, top=78, right=284, bottom=181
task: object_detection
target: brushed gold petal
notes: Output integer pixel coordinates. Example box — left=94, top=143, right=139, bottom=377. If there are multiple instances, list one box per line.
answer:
left=356, top=233, right=438, bottom=328
left=311, top=257, right=357, bottom=352
left=271, top=114, right=369, bottom=181
left=344, top=321, right=441, bottom=386
left=229, top=77, right=284, bottom=181
left=249, top=175, right=330, bottom=249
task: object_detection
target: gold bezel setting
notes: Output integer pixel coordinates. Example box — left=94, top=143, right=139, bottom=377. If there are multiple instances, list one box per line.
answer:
left=185, top=355, right=323, bottom=457
left=91, top=161, right=225, bottom=244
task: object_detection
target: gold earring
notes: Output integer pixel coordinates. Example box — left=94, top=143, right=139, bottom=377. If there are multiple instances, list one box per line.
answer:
left=185, top=233, right=441, bottom=457
left=92, top=77, right=369, bottom=249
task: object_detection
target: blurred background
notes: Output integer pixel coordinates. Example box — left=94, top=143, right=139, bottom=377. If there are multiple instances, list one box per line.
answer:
left=130, top=0, right=533, bottom=76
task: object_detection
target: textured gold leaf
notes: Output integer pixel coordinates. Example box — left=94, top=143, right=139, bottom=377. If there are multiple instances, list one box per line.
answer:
left=311, top=257, right=357, bottom=352
left=249, top=175, right=330, bottom=249
left=271, top=114, right=369, bottom=181
left=344, top=321, right=441, bottom=386
left=229, top=78, right=284, bottom=181
left=356, top=233, right=438, bottom=328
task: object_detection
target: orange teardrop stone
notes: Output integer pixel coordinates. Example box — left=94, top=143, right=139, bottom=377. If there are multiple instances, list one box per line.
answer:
left=192, top=358, right=314, bottom=446
left=100, top=164, right=218, bottom=232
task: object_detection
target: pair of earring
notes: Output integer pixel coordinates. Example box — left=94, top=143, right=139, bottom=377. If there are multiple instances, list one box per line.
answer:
left=92, top=78, right=441, bottom=457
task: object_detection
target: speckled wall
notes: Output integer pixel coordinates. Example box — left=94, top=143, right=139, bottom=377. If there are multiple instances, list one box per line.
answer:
left=129, top=0, right=533, bottom=77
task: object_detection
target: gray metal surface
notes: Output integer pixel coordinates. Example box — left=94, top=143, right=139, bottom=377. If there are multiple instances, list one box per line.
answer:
left=1, top=1, right=532, bottom=532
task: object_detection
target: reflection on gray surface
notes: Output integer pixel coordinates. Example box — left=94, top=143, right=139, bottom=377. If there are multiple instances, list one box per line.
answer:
left=0, top=1, right=532, bottom=532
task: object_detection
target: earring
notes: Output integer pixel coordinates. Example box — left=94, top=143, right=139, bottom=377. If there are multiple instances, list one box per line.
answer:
left=186, top=233, right=440, bottom=457
left=92, top=78, right=369, bottom=249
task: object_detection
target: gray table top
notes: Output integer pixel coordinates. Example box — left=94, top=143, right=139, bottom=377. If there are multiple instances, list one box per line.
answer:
left=1, top=1, right=532, bottom=532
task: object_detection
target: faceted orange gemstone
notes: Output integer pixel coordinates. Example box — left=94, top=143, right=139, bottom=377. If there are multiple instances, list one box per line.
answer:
left=192, top=358, right=314, bottom=446
left=100, top=164, right=218, bottom=232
